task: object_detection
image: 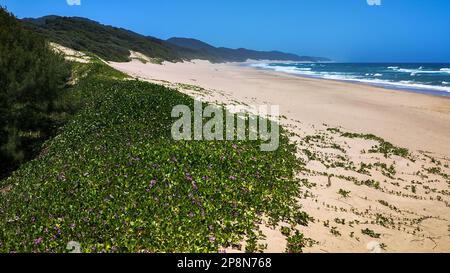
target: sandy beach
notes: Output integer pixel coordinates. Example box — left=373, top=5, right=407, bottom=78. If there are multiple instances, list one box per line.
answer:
left=109, top=59, right=450, bottom=253
left=111, top=60, right=450, bottom=157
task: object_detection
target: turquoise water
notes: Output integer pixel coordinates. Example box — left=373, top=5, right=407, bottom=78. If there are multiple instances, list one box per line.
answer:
left=250, top=63, right=450, bottom=97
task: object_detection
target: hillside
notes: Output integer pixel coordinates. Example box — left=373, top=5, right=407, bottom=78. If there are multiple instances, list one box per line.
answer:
left=22, top=16, right=329, bottom=63
left=167, top=37, right=331, bottom=62
left=22, top=16, right=187, bottom=63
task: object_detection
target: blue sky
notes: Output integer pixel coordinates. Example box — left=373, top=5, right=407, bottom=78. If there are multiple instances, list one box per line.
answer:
left=2, top=0, right=450, bottom=62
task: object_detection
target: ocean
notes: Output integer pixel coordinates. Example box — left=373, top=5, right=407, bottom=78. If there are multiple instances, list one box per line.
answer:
left=250, top=62, right=450, bottom=97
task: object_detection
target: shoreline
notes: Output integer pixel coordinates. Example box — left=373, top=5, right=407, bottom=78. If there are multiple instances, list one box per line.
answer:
left=246, top=64, right=450, bottom=99
left=110, top=59, right=450, bottom=157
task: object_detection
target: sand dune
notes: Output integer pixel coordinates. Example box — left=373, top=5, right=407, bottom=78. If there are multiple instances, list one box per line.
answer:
left=109, top=59, right=450, bottom=252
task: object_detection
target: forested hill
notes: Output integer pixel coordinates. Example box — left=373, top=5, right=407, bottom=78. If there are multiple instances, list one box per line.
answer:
left=22, top=16, right=329, bottom=63
left=167, top=37, right=330, bottom=62
left=22, top=16, right=187, bottom=63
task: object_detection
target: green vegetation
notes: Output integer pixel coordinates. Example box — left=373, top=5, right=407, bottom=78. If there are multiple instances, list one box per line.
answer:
left=285, top=231, right=309, bottom=253
left=358, top=179, right=380, bottom=190
left=378, top=200, right=400, bottom=212
left=375, top=213, right=394, bottom=227
left=426, top=167, right=449, bottom=180
left=0, top=8, right=70, bottom=179
left=1, top=9, right=309, bottom=252
left=374, top=162, right=396, bottom=179
left=330, top=226, right=341, bottom=237
left=338, top=189, right=351, bottom=198
left=280, top=226, right=291, bottom=237
left=361, top=228, right=381, bottom=239
left=357, top=162, right=372, bottom=175
left=167, top=38, right=331, bottom=63
left=0, top=55, right=308, bottom=252
left=327, top=128, right=410, bottom=158
left=23, top=16, right=185, bottom=62
left=23, top=16, right=329, bottom=63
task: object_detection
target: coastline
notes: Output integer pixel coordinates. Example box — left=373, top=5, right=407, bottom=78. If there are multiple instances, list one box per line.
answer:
left=110, top=59, right=450, bottom=157
left=4, top=0, right=450, bottom=256
left=109, top=59, right=450, bottom=253
left=247, top=63, right=450, bottom=99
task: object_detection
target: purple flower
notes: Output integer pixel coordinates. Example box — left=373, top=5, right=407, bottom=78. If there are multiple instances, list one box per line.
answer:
left=149, top=179, right=157, bottom=187
left=202, top=176, right=209, bottom=181
left=188, top=212, right=194, bottom=218
left=229, top=176, right=237, bottom=181
left=34, top=237, right=43, bottom=245
left=54, top=226, right=61, bottom=235
left=185, top=173, right=193, bottom=181
left=192, top=181, right=199, bottom=190
left=208, top=236, right=216, bottom=242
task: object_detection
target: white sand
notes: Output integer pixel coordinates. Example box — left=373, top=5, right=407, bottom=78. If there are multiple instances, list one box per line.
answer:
left=110, top=59, right=450, bottom=157
left=50, top=42, right=92, bottom=63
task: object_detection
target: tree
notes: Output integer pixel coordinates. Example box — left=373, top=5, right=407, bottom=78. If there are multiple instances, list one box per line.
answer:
left=0, top=7, right=70, bottom=178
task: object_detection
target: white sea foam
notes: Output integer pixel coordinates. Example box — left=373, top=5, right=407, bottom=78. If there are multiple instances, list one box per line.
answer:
left=387, top=66, right=450, bottom=75
left=394, top=68, right=450, bottom=75
left=251, top=63, right=450, bottom=93
left=363, top=73, right=382, bottom=77
left=397, top=68, right=423, bottom=73
left=251, top=63, right=315, bottom=75
left=348, top=78, right=450, bottom=93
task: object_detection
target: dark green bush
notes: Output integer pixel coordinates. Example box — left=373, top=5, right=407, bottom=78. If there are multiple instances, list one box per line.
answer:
left=0, top=7, right=70, bottom=178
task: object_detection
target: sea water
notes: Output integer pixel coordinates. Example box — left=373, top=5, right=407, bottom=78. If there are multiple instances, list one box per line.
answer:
left=250, top=62, right=450, bottom=97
